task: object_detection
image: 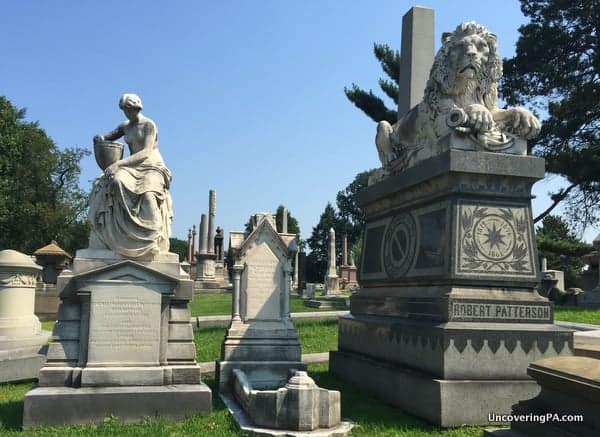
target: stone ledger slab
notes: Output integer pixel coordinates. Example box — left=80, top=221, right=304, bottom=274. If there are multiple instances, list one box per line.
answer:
left=23, top=385, right=211, bottom=429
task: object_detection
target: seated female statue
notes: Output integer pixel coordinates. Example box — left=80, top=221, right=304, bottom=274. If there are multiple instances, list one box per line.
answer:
left=89, top=93, right=172, bottom=258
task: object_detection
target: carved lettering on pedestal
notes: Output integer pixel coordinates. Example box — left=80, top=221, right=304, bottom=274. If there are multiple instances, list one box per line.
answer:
left=244, top=243, right=282, bottom=320
left=87, top=288, right=161, bottom=366
left=451, top=302, right=551, bottom=322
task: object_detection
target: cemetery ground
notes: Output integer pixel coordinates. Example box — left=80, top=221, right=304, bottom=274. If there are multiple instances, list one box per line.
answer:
left=3, top=293, right=600, bottom=436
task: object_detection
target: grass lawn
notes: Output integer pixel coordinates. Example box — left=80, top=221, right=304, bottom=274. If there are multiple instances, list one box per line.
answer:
left=0, top=365, right=483, bottom=436
left=194, top=319, right=339, bottom=363
left=189, top=292, right=348, bottom=317
left=554, top=306, right=600, bottom=325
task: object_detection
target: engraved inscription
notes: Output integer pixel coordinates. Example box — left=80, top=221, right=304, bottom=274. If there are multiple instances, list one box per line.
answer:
left=87, top=288, right=161, bottom=366
left=451, top=302, right=551, bottom=321
left=244, top=243, right=281, bottom=320
left=457, top=204, right=535, bottom=277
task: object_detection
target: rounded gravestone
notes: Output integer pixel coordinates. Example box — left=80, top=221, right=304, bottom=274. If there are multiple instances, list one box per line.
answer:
left=0, top=249, right=43, bottom=337
left=0, top=249, right=50, bottom=384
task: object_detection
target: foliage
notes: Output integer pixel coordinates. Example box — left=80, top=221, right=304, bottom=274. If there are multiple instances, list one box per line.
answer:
left=536, top=215, right=592, bottom=287
left=306, top=203, right=339, bottom=282
left=168, top=237, right=188, bottom=262
left=274, top=205, right=300, bottom=236
left=501, top=0, right=600, bottom=229
left=0, top=96, right=90, bottom=255
left=243, top=206, right=300, bottom=239
left=344, top=43, right=399, bottom=124
left=336, top=169, right=374, bottom=261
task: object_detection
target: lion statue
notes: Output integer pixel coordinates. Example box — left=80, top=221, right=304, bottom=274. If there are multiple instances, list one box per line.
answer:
left=375, top=21, right=541, bottom=173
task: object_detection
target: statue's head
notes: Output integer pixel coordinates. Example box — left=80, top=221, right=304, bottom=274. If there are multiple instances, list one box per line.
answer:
left=428, top=22, right=502, bottom=109
left=119, top=93, right=143, bottom=111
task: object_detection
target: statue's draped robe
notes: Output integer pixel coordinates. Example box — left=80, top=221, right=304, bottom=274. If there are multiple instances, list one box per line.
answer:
left=88, top=147, right=172, bottom=257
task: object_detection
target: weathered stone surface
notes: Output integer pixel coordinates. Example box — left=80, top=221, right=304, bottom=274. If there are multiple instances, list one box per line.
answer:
left=23, top=384, right=211, bottom=429
left=89, top=94, right=172, bottom=259
left=504, top=356, right=600, bottom=436
left=231, top=369, right=345, bottom=431
left=330, top=350, right=540, bottom=427
left=0, top=249, right=50, bottom=382
left=27, top=250, right=210, bottom=425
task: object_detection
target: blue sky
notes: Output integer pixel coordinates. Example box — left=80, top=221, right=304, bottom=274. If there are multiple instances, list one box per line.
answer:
left=2, top=1, right=590, bottom=245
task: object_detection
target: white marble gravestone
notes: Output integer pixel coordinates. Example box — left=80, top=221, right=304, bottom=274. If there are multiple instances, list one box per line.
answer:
left=0, top=250, right=50, bottom=383
left=217, top=213, right=303, bottom=391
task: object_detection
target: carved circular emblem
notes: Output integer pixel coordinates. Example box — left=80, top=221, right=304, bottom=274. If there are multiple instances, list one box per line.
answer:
left=472, top=214, right=516, bottom=260
left=383, top=213, right=417, bottom=278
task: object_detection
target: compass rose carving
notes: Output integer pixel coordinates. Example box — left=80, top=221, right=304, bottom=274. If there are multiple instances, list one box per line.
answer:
left=473, top=215, right=515, bottom=260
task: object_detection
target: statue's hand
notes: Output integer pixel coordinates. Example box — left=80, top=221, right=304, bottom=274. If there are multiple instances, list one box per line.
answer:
left=93, top=135, right=104, bottom=144
left=104, top=162, right=119, bottom=179
left=511, top=108, right=541, bottom=139
left=465, top=104, right=494, bottom=133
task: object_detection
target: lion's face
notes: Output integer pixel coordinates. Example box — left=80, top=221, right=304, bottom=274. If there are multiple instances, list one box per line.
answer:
left=426, top=22, right=502, bottom=110
left=449, top=34, right=490, bottom=81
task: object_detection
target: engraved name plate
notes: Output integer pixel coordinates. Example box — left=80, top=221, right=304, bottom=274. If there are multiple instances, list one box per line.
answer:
left=87, top=286, right=161, bottom=366
left=244, top=242, right=282, bottom=320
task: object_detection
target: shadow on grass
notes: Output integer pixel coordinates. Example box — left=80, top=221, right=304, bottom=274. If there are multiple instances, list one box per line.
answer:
left=0, top=399, right=23, bottom=431
left=310, top=366, right=430, bottom=433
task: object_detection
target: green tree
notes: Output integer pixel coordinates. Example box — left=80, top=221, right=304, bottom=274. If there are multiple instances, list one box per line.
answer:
left=345, top=44, right=399, bottom=124
left=336, top=169, right=375, bottom=256
left=275, top=205, right=300, bottom=236
left=169, top=237, right=188, bottom=262
left=536, top=215, right=593, bottom=288
left=501, top=0, right=600, bottom=229
left=306, top=203, right=341, bottom=282
left=0, top=96, right=90, bottom=255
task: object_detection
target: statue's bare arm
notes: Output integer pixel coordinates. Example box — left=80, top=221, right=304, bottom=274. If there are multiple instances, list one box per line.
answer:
left=93, top=124, right=125, bottom=143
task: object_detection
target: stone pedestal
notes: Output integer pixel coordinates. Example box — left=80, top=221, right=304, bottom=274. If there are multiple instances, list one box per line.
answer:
left=23, top=248, right=211, bottom=428
left=495, top=356, right=600, bottom=436
left=339, top=265, right=358, bottom=290
left=0, top=250, right=50, bottom=383
left=330, top=150, right=573, bottom=427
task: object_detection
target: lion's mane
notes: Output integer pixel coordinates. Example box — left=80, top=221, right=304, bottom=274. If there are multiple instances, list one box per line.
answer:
left=423, top=21, right=502, bottom=120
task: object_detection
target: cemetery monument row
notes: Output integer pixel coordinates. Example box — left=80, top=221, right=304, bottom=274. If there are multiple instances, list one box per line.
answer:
left=330, top=9, right=573, bottom=427
left=23, top=93, right=211, bottom=428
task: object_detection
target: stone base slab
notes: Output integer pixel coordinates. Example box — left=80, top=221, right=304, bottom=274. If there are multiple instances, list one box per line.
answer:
left=338, top=314, right=573, bottom=379
left=0, top=352, right=46, bottom=383
left=217, top=360, right=306, bottom=391
left=330, top=350, right=540, bottom=427
left=23, top=384, right=212, bottom=428
left=221, top=392, right=353, bottom=437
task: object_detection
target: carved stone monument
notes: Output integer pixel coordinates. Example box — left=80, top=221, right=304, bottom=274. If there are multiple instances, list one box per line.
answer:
left=23, top=94, right=211, bottom=428
left=217, top=213, right=302, bottom=390
left=33, top=241, right=72, bottom=321
left=577, top=233, right=600, bottom=307
left=218, top=214, right=351, bottom=435
left=339, top=234, right=359, bottom=290
left=330, top=13, right=572, bottom=427
left=323, top=228, right=340, bottom=296
left=0, top=250, right=50, bottom=383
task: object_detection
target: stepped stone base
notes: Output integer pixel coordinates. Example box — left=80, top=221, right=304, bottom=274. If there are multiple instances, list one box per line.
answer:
left=23, top=384, right=211, bottom=428
left=330, top=350, right=539, bottom=427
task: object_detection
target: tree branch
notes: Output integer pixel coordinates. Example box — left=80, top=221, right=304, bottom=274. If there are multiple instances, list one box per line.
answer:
left=533, top=182, right=578, bottom=223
